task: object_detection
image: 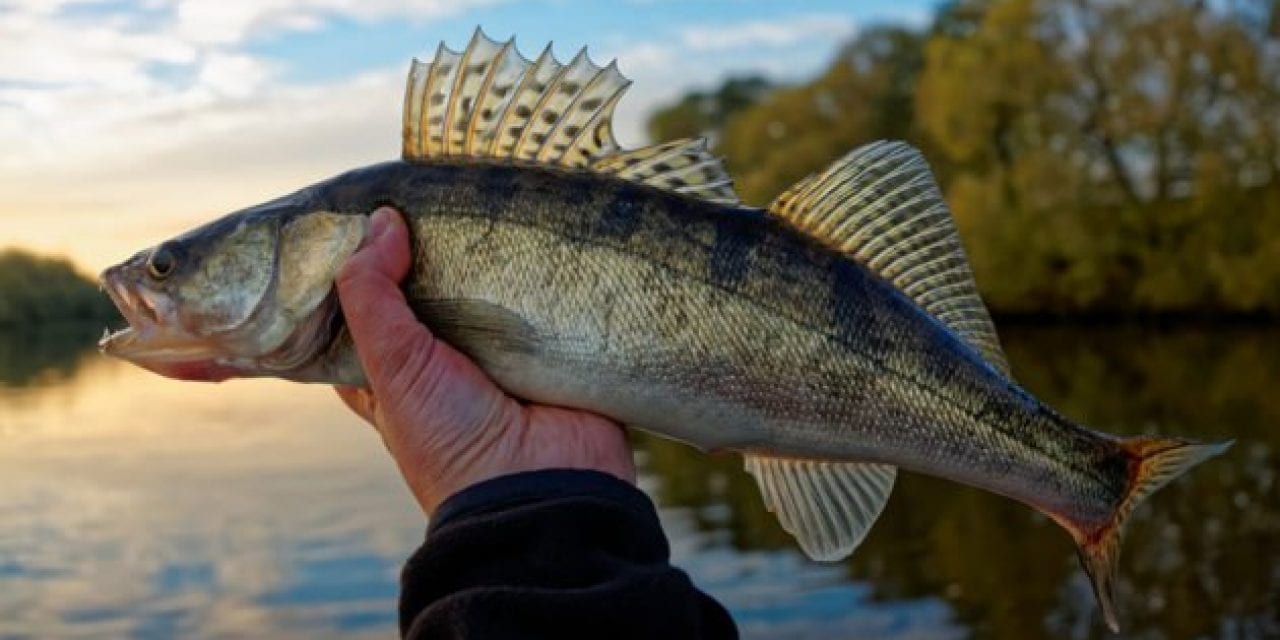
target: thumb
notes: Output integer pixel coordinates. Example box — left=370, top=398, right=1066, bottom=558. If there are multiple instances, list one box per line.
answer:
left=335, top=207, right=435, bottom=390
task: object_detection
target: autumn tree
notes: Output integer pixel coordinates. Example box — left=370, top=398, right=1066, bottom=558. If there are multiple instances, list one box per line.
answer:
left=649, top=26, right=928, bottom=205
left=647, top=75, right=772, bottom=144
left=918, top=0, right=1280, bottom=314
left=649, top=1, right=1280, bottom=315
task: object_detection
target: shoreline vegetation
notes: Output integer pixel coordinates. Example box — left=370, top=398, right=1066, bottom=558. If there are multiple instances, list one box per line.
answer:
left=0, top=249, right=118, bottom=329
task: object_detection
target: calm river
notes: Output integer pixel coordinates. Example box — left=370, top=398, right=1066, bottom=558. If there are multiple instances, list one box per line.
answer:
left=0, top=324, right=1276, bottom=639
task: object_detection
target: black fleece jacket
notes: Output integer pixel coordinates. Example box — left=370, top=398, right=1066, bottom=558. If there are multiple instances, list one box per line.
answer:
left=398, top=469, right=738, bottom=639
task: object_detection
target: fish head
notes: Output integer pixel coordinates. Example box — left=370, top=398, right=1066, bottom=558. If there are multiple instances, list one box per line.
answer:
left=99, top=196, right=368, bottom=382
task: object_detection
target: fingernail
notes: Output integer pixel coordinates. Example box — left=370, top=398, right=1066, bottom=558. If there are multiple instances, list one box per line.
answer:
left=370, top=208, right=393, bottom=239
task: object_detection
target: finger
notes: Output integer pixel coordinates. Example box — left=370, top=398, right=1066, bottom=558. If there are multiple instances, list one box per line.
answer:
left=335, top=207, right=437, bottom=391
left=334, top=385, right=376, bottom=424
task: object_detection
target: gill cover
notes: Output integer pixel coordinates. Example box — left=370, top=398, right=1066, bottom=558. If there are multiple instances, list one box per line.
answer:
left=177, top=219, right=277, bottom=335
left=243, top=211, right=368, bottom=372
left=270, top=212, right=367, bottom=341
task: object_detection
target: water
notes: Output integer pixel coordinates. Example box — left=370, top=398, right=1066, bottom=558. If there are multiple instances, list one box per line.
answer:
left=0, top=324, right=1276, bottom=639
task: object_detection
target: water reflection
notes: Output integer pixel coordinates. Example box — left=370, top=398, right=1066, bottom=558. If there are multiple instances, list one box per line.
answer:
left=0, top=324, right=101, bottom=387
left=0, top=328, right=424, bottom=639
left=0, top=325, right=1277, bottom=639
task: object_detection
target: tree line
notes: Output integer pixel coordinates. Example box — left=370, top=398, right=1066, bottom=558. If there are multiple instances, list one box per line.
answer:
left=0, top=249, right=117, bottom=327
left=649, top=0, right=1280, bottom=317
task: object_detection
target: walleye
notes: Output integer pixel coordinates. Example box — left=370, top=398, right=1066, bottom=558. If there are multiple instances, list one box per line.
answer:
left=98, top=30, right=1230, bottom=632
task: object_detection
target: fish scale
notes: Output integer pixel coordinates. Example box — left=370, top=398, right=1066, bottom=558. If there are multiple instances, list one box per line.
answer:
left=96, top=30, right=1232, bottom=633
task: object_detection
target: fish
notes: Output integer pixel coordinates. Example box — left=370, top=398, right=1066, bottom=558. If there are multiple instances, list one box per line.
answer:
left=97, top=29, right=1231, bottom=632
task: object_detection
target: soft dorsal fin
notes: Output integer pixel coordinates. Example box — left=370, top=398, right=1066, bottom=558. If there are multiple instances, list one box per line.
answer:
left=743, top=455, right=896, bottom=561
left=769, top=141, right=1009, bottom=375
left=593, top=138, right=739, bottom=205
left=402, top=29, right=739, bottom=205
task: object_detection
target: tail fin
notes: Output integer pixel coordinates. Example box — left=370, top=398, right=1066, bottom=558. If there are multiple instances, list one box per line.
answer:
left=1077, top=436, right=1232, bottom=632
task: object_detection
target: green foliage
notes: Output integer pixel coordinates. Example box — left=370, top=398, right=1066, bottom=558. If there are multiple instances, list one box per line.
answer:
left=716, top=26, right=929, bottom=205
left=919, top=0, right=1280, bottom=315
left=645, top=1, right=1280, bottom=316
left=0, top=249, right=117, bottom=327
left=646, top=76, right=772, bottom=144
left=0, top=324, right=102, bottom=386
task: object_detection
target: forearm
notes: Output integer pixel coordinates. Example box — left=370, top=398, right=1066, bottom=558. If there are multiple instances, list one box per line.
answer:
left=398, top=469, right=737, bottom=639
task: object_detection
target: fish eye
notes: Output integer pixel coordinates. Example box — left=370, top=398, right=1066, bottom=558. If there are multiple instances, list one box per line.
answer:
left=147, top=245, right=177, bottom=279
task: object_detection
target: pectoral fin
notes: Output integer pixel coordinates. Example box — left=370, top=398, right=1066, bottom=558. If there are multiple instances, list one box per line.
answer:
left=744, top=455, right=896, bottom=561
left=409, top=298, right=540, bottom=362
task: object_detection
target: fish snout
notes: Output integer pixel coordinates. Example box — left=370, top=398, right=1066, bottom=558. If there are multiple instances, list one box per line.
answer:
left=98, top=258, right=182, bottom=355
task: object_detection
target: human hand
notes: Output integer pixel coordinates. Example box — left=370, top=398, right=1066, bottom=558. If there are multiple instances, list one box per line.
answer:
left=333, top=207, right=636, bottom=515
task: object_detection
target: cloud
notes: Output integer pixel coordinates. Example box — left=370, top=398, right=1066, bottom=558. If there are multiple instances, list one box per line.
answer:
left=0, top=0, right=505, bottom=169
left=0, top=0, right=108, bottom=14
left=0, top=11, right=195, bottom=89
left=601, top=13, right=859, bottom=145
left=0, top=67, right=403, bottom=268
left=197, top=52, right=274, bottom=98
left=0, top=0, right=410, bottom=266
left=680, top=14, right=856, bottom=52
left=169, top=0, right=506, bottom=45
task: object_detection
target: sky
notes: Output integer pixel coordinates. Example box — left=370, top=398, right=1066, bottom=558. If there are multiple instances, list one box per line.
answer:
left=0, top=0, right=934, bottom=273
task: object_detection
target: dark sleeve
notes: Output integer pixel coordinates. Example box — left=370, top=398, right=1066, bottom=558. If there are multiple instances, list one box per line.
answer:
left=398, top=469, right=738, bottom=640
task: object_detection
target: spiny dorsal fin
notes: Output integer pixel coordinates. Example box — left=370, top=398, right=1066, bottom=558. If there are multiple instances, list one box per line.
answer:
left=743, top=455, right=896, bottom=561
left=405, top=29, right=629, bottom=165
left=769, top=141, right=1009, bottom=375
left=402, top=29, right=739, bottom=205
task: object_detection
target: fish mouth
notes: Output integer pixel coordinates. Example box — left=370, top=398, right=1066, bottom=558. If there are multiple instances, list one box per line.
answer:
left=99, top=278, right=153, bottom=349
left=97, top=268, right=221, bottom=367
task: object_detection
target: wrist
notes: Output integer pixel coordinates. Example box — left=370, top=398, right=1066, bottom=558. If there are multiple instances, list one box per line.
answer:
left=406, top=457, right=635, bottom=516
left=428, top=468, right=650, bottom=532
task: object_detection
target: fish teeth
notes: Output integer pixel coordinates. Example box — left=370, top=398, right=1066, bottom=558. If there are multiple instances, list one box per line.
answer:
left=112, top=282, right=136, bottom=317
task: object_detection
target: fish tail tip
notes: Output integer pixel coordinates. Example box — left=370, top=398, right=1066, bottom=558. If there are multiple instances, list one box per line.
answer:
left=1077, top=530, right=1123, bottom=634
left=1209, top=438, right=1235, bottom=456
left=1104, top=613, right=1121, bottom=634
left=1074, top=434, right=1231, bottom=632
left=1121, top=435, right=1232, bottom=506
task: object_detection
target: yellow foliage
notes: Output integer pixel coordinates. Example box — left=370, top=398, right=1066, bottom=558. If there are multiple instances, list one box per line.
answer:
left=647, top=0, right=1280, bottom=316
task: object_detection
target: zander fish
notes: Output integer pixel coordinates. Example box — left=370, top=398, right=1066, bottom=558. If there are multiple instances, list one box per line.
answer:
left=98, top=30, right=1230, bottom=632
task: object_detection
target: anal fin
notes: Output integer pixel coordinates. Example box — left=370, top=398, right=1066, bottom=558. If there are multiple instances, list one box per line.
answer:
left=744, top=455, right=896, bottom=561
